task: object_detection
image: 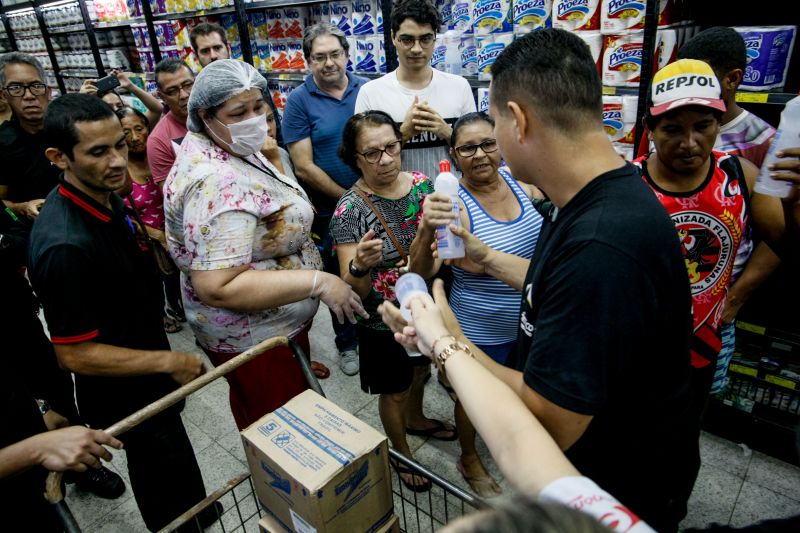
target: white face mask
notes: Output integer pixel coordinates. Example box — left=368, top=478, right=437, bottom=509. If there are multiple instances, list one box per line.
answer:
left=205, top=113, right=268, bottom=156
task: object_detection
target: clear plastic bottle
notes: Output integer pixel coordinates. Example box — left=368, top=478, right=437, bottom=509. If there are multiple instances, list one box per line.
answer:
left=755, top=96, right=800, bottom=198
left=443, top=25, right=462, bottom=76
left=434, top=160, right=465, bottom=259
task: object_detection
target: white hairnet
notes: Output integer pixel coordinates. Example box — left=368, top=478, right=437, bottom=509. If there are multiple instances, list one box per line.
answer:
left=187, top=59, right=268, bottom=133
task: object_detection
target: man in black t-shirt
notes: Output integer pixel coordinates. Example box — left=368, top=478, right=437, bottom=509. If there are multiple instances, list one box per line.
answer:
left=0, top=53, right=61, bottom=222
left=28, top=94, right=210, bottom=532
left=380, top=29, right=697, bottom=532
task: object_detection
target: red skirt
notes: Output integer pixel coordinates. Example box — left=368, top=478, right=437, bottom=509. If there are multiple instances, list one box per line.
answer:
left=202, top=324, right=312, bottom=430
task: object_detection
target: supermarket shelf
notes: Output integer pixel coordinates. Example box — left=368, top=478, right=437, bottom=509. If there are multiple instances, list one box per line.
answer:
left=0, top=2, right=35, bottom=15
left=151, top=6, right=235, bottom=21
left=35, top=0, right=78, bottom=7
left=11, top=29, right=42, bottom=37
left=94, top=17, right=144, bottom=29
left=46, top=23, right=84, bottom=34
left=245, top=0, right=321, bottom=10
left=736, top=92, right=797, bottom=105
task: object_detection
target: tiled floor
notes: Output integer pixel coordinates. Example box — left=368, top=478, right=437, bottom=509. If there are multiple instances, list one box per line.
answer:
left=66, top=305, right=800, bottom=532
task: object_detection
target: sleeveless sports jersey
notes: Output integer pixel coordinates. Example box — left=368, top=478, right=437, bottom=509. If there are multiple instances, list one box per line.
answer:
left=634, top=151, right=748, bottom=369
left=450, top=167, right=542, bottom=346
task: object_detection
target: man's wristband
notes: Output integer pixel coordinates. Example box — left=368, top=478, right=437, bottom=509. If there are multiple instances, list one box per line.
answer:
left=349, top=259, right=370, bottom=278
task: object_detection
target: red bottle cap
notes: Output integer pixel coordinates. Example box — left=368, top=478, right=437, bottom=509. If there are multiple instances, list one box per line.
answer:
left=439, top=160, right=451, bottom=173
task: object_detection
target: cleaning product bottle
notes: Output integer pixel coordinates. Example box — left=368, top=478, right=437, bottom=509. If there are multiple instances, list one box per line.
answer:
left=443, top=25, right=462, bottom=75
left=434, top=160, right=465, bottom=259
left=755, top=96, right=800, bottom=198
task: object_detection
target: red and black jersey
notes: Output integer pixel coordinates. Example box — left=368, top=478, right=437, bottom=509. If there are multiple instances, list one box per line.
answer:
left=634, top=151, right=749, bottom=369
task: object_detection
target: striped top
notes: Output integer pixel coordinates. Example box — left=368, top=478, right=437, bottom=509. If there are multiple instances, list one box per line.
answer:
left=450, top=168, right=542, bottom=345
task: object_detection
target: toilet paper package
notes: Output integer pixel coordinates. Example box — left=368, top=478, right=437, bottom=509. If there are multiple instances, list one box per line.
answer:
left=352, top=0, right=377, bottom=35
left=308, top=3, right=330, bottom=26
left=473, top=0, right=512, bottom=35
left=287, top=40, right=306, bottom=70
left=355, top=36, right=379, bottom=73
left=603, top=95, right=638, bottom=143
left=658, top=0, right=673, bottom=28
left=513, top=0, right=551, bottom=34
left=477, top=32, right=513, bottom=80
left=477, top=87, right=490, bottom=112
left=655, top=28, right=677, bottom=70
left=453, top=1, right=473, bottom=34
left=269, top=40, right=290, bottom=71
left=602, top=32, right=643, bottom=87
left=330, top=1, right=352, bottom=36
left=612, top=142, right=633, bottom=161
left=376, top=3, right=384, bottom=33
left=552, top=0, right=600, bottom=31
left=346, top=36, right=357, bottom=71
left=283, top=7, right=305, bottom=39
left=577, top=30, right=602, bottom=74
left=461, top=35, right=478, bottom=75
left=734, top=26, right=797, bottom=91
left=267, top=9, right=286, bottom=39
left=378, top=36, right=387, bottom=73
left=600, top=0, right=645, bottom=35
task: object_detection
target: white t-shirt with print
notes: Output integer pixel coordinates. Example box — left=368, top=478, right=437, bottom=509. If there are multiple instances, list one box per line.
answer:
left=354, top=69, right=476, bottom=179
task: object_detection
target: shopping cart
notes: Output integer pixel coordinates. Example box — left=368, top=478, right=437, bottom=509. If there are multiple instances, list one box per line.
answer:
left=47, top=336, right=491, bottom=532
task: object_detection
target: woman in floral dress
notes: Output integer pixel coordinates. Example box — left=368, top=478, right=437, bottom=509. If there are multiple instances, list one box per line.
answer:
left=331, top=111, right=456, bottom=492
left=163, top=60, right=365, bottom=430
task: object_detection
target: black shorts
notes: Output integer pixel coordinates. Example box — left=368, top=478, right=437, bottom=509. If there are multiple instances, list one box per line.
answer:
left=357, top=325, right=430, bottom=395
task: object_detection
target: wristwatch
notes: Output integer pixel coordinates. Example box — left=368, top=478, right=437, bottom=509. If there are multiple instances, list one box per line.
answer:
left=36, top=399, right=51, bottom=415
left=348, top=259, right=369, bottom=278
left=435, top=340, right=472, bottom=368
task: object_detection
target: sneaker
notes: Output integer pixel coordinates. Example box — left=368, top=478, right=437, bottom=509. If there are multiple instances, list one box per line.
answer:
left=74, top=466, right=126, bottom=499
left=340, top=350, right=359, bottom=376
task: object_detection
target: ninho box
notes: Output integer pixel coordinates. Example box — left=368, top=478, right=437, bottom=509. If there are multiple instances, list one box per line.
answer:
left=242, top=390, right=393, bottom=532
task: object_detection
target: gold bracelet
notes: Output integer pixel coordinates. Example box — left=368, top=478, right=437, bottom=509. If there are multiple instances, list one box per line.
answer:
left=436, top=340, right=472, bottom=368
left=431, top=334, right=457, bottom=355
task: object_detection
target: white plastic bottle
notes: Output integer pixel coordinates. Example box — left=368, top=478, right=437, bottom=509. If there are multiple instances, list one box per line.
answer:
left=443, top=25, right=462, bottom=76
left=434, top=160, right=465, bottom=259
left=755, top=96, right=800, bottom=198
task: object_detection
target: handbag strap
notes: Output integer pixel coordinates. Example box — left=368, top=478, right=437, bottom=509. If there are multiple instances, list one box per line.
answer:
left=351, top=186, right=408, bottom=263
left=125, top=193, right=157, bottom=246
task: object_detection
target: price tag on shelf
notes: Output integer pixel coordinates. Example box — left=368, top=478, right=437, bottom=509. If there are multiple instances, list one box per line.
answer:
left=736, top=321, right=766, bottom=335
left=602, top=86, right=617, bottom=96
left=765, top=375, right=796, bottom=390
left=729, top=363, right=758, bottom=377
left=736, top=92, right=769, bottom=103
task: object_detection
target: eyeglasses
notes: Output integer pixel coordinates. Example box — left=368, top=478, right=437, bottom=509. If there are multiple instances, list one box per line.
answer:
left=357, top=140, right=402, bottom=163
left=396, top=34, right=436, bottom=49
left=454, top=139, right=499, bottom=158
left=3, top=82, right=48, bottom=97
left=162, top=80, right=194, bottom=98
left=310, top=49, right=346, bottom=64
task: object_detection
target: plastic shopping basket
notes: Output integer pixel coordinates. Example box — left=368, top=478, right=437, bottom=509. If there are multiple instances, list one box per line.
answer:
left=48, top=336, right=491, bottom=532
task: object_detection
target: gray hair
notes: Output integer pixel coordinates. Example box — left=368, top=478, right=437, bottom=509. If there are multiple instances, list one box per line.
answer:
left=302, top=23, right=349, bottom=60
left=155, top=57, right=194, bottom=89
left=0, top=52, right=46, bottom=87
left=187, top=59, right=267, bottom=133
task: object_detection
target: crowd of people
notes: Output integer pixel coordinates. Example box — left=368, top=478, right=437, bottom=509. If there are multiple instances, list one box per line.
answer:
left=2, top=0, right=800, bottom=531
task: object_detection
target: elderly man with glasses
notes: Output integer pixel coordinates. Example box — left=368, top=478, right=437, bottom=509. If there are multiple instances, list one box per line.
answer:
left=282, top=23, right=369, bottom=376
left=355, top=0, right=475, bottom=180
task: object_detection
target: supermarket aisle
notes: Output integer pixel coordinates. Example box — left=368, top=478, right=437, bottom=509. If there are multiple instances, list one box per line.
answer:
left=64, top=305, right=800, bottom=532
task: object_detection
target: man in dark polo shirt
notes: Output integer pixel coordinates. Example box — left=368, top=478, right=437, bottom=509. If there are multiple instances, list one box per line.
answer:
left=28, top=93, right=211, bottom=531
left=0, top=52, right=61, bottom=221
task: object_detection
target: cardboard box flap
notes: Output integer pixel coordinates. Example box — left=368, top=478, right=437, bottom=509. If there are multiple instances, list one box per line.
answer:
left=242, top=390, right=386, bottom=491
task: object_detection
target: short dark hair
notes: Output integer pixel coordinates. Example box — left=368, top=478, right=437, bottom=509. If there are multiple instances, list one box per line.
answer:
left=338, top=111, right=402, bottom=174
left=44, top=93, right=117, bottom=160
left=115, top=105, right=149, bottom=131
left=390, top=0, right=441, bottom=35
left=0, top=52, right=46, bottom=87
left=302, top=23, right=349, bottom=60
left=491, top=29, right=602, bottom=133
left=155, top=58, right=194, bottom=89
left=450, top=112, right=495, bottom=148
left=189, top=22, right=228, bottom=52
left=678, top=26, right=746, bottom=77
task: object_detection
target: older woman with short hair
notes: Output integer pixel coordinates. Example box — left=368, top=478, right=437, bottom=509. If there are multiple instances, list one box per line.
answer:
left=163, top=60, right=366, bottom=430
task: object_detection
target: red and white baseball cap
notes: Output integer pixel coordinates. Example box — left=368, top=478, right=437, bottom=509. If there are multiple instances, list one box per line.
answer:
left=649, top=59, right=726, bottom=116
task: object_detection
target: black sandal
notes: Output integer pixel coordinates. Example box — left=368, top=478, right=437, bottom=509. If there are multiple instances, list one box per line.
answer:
left=390, top=459, right=431, bottom=493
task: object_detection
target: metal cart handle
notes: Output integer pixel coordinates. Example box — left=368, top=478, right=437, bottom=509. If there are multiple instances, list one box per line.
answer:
left=44, top=335, right=290, bottom=531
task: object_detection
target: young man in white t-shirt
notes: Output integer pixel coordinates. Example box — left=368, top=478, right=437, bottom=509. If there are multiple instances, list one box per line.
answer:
left=354, top=0, right=475, bottom=179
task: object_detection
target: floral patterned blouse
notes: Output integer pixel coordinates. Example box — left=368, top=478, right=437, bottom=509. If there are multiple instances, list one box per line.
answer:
left=163, top=132, right=322, bottom=353
left=330, top=172, right=432, bottom=330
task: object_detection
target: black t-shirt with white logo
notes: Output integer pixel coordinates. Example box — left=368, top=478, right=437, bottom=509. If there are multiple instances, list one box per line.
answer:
left=511, top=163, right=695, bottom=530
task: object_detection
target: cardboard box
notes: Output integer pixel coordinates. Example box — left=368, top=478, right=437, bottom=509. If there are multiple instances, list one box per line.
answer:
left=259, top=513, right=399, bottom=533
left=243, top=390, right=393, bottom=533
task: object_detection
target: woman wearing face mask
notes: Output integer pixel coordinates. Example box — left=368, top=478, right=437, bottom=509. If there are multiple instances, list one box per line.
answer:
left=116, top=106, right=185, bottom=333
left=163, top=60, right=367, bottom=430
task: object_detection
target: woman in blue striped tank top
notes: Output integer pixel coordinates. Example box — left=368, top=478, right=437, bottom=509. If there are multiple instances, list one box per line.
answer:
left=410, top=112, right=543, bottom=497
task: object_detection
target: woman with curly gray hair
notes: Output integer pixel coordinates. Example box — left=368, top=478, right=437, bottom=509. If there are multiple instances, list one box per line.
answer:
left=163, top=59, right=366, bottom=429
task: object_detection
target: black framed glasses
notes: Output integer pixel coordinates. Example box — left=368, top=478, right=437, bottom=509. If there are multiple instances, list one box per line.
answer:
left=162, top=80, right=194, bottom=98
left=454, top=139, right=499, bottom=158
left=357, top=140, right=402, bottom=163
left=3, top=82, right=48, bottom=97
left=396, top=34, right=436, bottom=49
left=310, top=49, right=346, bottom=64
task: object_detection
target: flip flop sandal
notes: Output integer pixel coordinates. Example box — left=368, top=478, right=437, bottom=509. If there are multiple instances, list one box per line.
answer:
left=390, top=459, right=431, bottom=493
left=457, top=460, right=502, bottom=498
left=311, top=361, right=330, bottom=380
left=406, top=419, right=458, bottom=441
